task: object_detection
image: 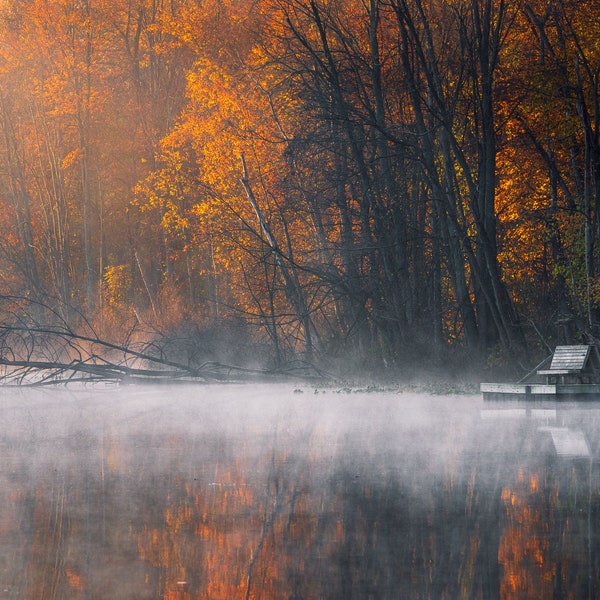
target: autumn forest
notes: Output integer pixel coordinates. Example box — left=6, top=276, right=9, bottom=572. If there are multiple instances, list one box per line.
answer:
left=0, top=0, right=598, bottom=376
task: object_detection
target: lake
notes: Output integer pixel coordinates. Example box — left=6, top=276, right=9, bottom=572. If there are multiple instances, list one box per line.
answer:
left=0, top=383, right=598, bottom=599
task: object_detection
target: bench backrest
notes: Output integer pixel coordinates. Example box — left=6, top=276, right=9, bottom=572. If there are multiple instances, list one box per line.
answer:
left=549, top=345, right=591, bottom=371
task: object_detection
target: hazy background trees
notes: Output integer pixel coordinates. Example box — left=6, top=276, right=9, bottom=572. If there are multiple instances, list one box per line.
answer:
left=0, top=0, right=598, bottom=375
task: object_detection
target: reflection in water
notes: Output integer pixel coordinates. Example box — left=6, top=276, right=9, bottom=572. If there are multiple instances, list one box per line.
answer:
left=0, top=385, right=599, bottom=598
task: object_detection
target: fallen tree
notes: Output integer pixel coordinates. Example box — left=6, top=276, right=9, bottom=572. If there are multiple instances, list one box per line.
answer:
left=0, top=297, right=326, bottom=386
left=0, top=324, right=324, bottom=385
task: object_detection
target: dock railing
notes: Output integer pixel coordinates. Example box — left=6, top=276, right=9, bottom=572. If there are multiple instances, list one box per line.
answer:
left=518, top=353, right=552, bottom=384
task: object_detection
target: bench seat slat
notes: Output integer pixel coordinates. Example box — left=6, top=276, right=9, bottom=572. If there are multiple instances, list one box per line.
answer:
left=537, top=369, right=585, bottom=375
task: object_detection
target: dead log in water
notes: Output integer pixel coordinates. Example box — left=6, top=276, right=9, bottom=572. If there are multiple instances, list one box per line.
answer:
left=0, top=324, right=324, bottom=386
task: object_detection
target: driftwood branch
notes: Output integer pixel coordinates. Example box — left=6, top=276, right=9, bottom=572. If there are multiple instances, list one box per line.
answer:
left=0, top=324, right=325, bottom=386
left=0, top=295, right=328, bottom=385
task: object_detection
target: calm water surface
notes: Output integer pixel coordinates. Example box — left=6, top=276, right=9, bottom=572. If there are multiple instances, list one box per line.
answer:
left=0, top=383, right=599, bottom=599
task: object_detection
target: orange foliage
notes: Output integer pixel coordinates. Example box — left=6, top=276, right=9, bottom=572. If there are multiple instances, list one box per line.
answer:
left=1, top=0, right=600, bottom=358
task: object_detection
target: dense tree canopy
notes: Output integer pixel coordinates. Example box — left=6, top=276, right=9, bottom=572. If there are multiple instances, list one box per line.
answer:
left=0, top=0, right=599, bottom=374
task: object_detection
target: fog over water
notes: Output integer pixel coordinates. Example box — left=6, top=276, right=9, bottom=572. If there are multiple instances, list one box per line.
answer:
left=0, top=383, right=599, bottom=598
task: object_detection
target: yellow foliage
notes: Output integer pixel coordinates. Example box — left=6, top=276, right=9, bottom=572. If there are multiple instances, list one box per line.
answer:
left=103, top=264, right=132, bottom=306
left=61, top=147, right=83, bottom=170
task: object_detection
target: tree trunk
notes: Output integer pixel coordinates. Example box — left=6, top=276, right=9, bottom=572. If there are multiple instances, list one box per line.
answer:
left=240, top=155, right=315, bottom=360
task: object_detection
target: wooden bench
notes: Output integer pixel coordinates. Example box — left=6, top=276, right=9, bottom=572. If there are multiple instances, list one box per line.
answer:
left=537, top=345, right=594, bottom=384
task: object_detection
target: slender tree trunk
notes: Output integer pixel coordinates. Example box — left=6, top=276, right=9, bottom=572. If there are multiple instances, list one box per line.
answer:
left=368, top=0, right=412, bottom=343
left=75, top=0, right=96, bottom=311
left=0, top=94, right=40, bottom=295
left=240, top=155, right=314, bottom=360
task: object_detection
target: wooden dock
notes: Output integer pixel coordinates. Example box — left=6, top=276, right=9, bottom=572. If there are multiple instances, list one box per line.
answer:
left=481, top=382, right=600, bottom=401
left=482, top=345, right=600, bottom=401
